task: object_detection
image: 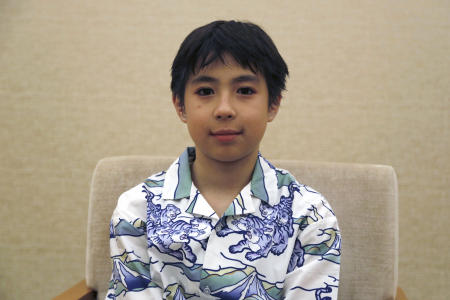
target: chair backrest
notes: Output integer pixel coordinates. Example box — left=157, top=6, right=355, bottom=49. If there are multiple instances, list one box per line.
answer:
left=86, top=156, right=398, bottom=300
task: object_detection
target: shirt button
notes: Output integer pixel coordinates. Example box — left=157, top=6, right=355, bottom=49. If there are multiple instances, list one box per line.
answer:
left=204, top=286, right=211, bottom=294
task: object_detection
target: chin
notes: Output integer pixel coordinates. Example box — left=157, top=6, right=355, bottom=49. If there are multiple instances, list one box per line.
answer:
left=209, top=150, right=257, bottom=164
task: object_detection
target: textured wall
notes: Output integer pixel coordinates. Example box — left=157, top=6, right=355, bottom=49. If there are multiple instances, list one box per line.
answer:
left=0, top=1, right=448, bottom=299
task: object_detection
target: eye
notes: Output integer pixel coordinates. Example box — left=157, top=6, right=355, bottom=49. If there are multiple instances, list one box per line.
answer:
left=237, top=87, right=255, bottom=95
left=195, top=88, right=214, bottom=96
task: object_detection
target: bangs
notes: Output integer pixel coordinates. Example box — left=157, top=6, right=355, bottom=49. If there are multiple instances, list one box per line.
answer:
left=191, top=51, right=259, bottom=76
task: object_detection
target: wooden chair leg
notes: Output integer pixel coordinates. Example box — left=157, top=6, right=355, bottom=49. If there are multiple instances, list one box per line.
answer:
left=396, top=286, right=408, bottom=300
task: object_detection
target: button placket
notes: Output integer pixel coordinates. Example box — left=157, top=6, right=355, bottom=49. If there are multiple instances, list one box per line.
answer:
left=199, top=219, right=224, bottom=298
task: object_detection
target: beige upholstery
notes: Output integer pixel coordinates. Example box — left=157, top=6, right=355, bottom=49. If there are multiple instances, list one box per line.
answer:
left=86, top=156, right=398, bottom=300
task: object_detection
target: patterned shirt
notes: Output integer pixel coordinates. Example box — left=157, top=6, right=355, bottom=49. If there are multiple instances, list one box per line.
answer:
left=107, top=147, right=341, bottom=299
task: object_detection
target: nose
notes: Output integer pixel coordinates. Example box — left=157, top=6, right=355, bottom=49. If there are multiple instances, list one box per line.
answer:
left=213, top=93, right=236, bottom=120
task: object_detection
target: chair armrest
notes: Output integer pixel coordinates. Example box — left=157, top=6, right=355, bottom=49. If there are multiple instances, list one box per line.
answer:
left=52, top=280, right=96, bottom=300
left=396, top=286, right=408, bottom=300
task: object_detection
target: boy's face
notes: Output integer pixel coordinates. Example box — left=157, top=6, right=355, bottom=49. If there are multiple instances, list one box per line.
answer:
left=173, top=54, right=280, bottom=164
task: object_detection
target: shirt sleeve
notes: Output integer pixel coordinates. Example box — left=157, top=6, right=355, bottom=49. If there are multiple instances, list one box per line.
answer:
left=105, top=190, right=163, bottom=299
left=283, top=214, right=341, bottom=300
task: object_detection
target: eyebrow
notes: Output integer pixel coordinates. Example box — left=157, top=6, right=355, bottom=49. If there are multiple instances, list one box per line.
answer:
left=232, top=75, right=259, bottom=84
left=190, top=74, right=259, bottom=85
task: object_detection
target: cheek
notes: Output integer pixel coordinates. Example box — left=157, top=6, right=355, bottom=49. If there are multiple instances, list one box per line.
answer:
left=184, top=107, right=204, bottom=123
left=186, top=118, right=208, bottom=141
left=247, top=115, right=268, bottom=133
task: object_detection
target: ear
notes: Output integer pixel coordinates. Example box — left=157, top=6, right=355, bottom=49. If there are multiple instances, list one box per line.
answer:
left=267, top=95, right=281, bottom=122
left=172, top=95, right=187, bottom=123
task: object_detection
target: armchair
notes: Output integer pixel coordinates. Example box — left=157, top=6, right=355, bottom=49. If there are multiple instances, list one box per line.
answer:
left=54, top=156, right=407, bottom=300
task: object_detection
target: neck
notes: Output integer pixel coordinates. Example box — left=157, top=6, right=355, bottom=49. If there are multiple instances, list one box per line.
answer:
left=191, top=150, right=258, bottom=196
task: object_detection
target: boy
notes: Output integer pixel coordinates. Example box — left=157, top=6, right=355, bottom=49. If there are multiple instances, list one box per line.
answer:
left=107, top=20, right=341, bottom=299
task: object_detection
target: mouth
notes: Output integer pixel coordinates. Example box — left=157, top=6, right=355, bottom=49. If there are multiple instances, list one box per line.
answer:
left=210, top=129, right=243, bottom=142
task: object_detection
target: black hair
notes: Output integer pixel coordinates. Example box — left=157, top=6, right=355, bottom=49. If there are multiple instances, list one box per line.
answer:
left=170, top=20, right=289, bottom=107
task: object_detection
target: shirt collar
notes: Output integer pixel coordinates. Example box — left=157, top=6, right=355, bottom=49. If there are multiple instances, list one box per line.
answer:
left=161, top=147, right=194, bottom=200
left=162, top=147, right=291, bottom=206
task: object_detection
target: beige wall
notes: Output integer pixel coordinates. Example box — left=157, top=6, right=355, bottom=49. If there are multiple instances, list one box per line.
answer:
left=0, top=1, right=448, bottom=299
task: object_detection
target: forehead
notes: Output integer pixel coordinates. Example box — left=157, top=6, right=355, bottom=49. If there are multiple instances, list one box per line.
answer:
left=188, top=54, right=262, bottom=83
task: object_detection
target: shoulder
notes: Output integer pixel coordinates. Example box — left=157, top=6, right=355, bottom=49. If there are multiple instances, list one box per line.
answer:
left=273, top=165, right=337, bottom=221
left=113, top=170, right=167, bottom=221
left=276, top=170, right=340, bottom=248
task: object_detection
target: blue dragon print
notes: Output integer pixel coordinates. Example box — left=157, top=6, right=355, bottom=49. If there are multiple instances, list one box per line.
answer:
left=144, top=185, right=213, bottom=264
left=216, top=182, right=299, bottom=261
left=287, top=239, right=305, bottom=273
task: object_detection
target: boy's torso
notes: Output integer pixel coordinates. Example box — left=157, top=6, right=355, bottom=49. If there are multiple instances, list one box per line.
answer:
left=109, top=148, right=340, bottom=299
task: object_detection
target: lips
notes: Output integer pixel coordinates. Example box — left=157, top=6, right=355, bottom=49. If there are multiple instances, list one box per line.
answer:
left=210, top=129, right=242, bottom=142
